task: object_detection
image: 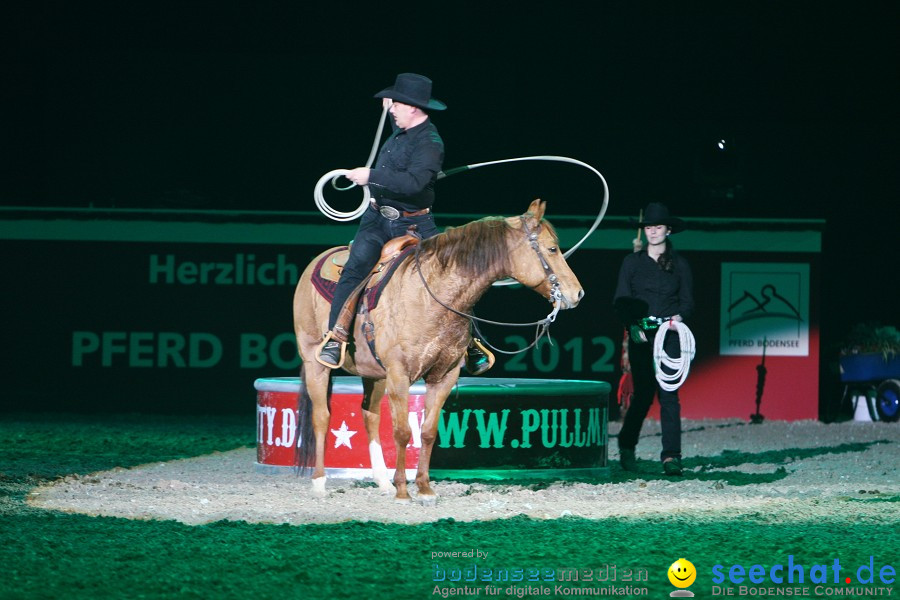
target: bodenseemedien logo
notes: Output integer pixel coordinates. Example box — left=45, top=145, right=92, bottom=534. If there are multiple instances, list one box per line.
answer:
left=669, top=558, right=697, bottom=597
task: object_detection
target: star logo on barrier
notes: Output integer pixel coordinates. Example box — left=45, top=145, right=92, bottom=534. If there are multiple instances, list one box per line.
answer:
left=331, top=421, right=357, bottom=449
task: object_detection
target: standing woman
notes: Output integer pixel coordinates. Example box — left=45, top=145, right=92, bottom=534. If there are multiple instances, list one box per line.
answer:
left=613, top=202, right=694, bottom=476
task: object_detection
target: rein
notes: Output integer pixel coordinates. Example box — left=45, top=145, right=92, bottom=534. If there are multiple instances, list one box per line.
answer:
left=413, top=216, right=562, bottom=355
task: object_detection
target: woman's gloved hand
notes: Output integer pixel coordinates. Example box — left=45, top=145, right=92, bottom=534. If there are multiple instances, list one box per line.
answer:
left=629, top=324, right=648, bottom=343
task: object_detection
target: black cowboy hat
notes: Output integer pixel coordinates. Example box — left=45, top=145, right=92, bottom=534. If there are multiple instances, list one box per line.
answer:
left=628, top=202, right=686, bottom=234
left=374, top=73, right=447, bottom=111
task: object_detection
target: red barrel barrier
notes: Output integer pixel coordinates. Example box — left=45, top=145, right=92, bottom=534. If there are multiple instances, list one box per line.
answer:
left=255, top=376, right=610, bottom=479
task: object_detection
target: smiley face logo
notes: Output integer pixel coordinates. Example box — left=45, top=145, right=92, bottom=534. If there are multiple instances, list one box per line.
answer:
left=668, top=558, right=696, bottom=588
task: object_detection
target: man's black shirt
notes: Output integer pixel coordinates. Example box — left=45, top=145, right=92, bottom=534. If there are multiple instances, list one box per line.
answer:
left=367, top=119, right=444, bottom=211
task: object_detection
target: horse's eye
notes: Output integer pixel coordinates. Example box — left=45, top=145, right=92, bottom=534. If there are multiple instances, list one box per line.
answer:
left=548, top=246, right=558, bottom=254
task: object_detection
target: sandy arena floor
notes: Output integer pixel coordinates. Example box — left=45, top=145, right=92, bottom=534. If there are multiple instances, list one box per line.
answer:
left=27, top=419, right=899, bottom=526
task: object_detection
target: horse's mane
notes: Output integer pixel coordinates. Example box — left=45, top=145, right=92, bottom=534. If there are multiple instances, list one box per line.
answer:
left=417, top=215, right=558, bottom=279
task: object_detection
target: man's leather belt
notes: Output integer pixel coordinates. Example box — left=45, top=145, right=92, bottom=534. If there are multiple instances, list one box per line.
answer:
left=370, top=200, right=430, bottom=221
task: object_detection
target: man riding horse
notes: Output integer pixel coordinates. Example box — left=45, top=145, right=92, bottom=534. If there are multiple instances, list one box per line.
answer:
left=317, top=73, right=490, bottom=374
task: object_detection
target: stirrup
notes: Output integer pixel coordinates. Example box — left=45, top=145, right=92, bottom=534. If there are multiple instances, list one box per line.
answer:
left=465, top=338, right=495, bottom=375
left=315, top=331, right=347, bottom=369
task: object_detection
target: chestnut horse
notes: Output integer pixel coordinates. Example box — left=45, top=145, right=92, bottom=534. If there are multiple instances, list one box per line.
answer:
left=292, top=199, right=584, bottom=503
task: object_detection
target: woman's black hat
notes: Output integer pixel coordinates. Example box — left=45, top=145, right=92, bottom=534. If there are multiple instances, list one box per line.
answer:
left=628, top=202, right=686, bottom=234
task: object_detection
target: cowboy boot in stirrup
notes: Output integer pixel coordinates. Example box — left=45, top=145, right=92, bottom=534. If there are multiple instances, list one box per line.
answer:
left=316, top=326, right=349, bottom=369
left=465, top=338, right=495, bottom=375
left=317, top=274, right=370, bottom=369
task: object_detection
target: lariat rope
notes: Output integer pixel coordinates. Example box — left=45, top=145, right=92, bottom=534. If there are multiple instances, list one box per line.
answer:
left=313, top=106, right=610, bottom=266
left=653, top=320, right=696, bottom=391
left=314, top=105, right=609, bottom=354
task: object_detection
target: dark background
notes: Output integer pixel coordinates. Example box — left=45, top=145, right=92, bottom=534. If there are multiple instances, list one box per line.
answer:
left=2, top=3, right=898, bottom=383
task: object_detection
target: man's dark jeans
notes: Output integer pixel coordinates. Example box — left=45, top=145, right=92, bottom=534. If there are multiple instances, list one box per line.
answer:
left=327, top=204, right=438, bottom=331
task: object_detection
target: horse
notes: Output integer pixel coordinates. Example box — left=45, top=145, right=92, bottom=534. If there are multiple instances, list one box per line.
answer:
left=292, top=199, right=584, bottom=503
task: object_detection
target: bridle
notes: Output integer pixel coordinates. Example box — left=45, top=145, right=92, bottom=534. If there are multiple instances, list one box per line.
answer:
left=520, top=215, right=563, bottom=308
left=413, top=214, right=564, bottom=355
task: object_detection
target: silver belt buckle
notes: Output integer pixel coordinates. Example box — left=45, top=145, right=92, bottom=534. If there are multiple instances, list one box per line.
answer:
left=378, top=205, right=401, bottom=221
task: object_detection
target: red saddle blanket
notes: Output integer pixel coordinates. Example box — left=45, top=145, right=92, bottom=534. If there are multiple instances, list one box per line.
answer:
left=310, top=245, right=416, bottom=312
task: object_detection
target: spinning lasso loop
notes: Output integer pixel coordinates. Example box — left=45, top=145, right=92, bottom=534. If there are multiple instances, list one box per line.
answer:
left=314, top=108, right=610, bottom=260
left=428, top=156, right=608, bottom=355
left=437, top=156, right=609, bottom=287
left=653, top=321, right=696, bottom=391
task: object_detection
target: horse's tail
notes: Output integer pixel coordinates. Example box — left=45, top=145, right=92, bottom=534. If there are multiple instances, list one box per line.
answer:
left=294, top=362, right=333, bottom=476
left=294, top=362, right=316, bottom=475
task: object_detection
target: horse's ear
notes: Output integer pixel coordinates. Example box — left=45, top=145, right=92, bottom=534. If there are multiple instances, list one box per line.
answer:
left=526, top=198, right=546, bottom=223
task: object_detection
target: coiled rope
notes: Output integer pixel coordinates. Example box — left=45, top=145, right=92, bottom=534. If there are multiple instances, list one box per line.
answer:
left=653, top=321, right=696, bottom=391
left=312, top=105, right=390, bottom=222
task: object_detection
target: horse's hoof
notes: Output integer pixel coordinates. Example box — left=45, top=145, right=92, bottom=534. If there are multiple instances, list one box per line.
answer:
left=394, top=495, right=412, bottom=505
left=376, top=479, right=396, bottom=495
left=311, top=476, right=327, bottom=498
left=418, top=493, right=438, bottom=507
